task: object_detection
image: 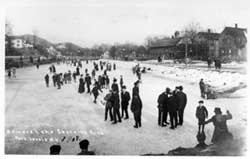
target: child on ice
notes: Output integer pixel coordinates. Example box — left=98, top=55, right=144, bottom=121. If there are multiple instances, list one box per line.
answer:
left=196, top=100, right=208, bottom=133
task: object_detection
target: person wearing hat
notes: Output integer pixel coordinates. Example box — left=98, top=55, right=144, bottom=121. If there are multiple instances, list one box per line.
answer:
left=110, top=90, right=122, bottom=124
left=121, top=85, right=131, bottom=119
left=104, top=90, right=113, bottom=121
left=49, top=145, right=61, bottom=155
left=111, top=78, right=119, bottom=93
left=175, top=85, right=187, bottom=126
left=77, top=139, right=95, bottom=155
left=78, top=74, right=85, bottom=93
left=132, top=80, right=140, bottom=97
left=204, top=108, right=233, bottom=144
left=91, top=81, right=103, bottom=103
left=195, top=100, right=208, bottom=133
left=167, top=91, right=178, bottom=129
left=85, top=73, right=92, bottom=93
left=131, top=94, right=142, bottom=128
left=157, top=87, right=169, bottom=127
left=119, top=75, right=124, bottom=90
left=199, top=79, right=205, bottom=98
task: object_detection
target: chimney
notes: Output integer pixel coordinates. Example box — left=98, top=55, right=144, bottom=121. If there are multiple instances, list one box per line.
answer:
left=235, top=23, right=238, bottom=28
left=208, top=29, right=211, bottom=33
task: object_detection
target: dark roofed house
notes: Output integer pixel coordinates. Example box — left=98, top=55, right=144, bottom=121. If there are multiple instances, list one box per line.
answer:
left=148, top=37, right=182, bottom=59
left=219, top=24, right=247, bottom=61
left=196, top=29, right=220, bottom=60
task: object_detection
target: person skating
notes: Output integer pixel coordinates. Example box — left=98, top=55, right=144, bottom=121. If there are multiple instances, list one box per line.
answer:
left=121, top=85, right=131, bottom=119
left=175, top=86, right=187, bottom=126
left=68, top=71, right=72, bottom=83
left=91, top=82, right=102, bottom=103
left=7, top=68, right=11, bottom=78
left=199, top=79, right=205, bottom=98
left=195, top=100, right=208, bottom=133
left=52, top=73, right=57, bottom=87
left=12, top=67, right=16, bottom=78
left=45, top=74, right=49, bottom=87
left=111, top=78, right=119, bottom=93
left=131, top=94, right=142, bottom=128
left=119, top=75, right=123, bottom=89
left=78, top=75, right=85, bottom=93
left=85, top=73, right=92, bottom=93
left=105, top=75, right=110, bottom=89
left=110, top=90, right=122, bottom=124
left=73, top=71, right=77, bottom=82
left=76, top=66, right=80, bottom=76
left=167, top=91, right=178, bottom=129
left=104, top=90, right=113, bottom=121
left=56, top=74, right=61, bottom=89
left=91, top=69, right=96, bottom=79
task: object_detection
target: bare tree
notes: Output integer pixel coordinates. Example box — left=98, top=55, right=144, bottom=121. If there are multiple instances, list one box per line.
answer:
left=5, top=19, right=13, bottom=36
left=181, top=21, right=202, bottom=59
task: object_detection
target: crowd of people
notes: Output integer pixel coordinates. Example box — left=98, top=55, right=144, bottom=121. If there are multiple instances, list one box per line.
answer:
left=8, top=58, right=234, bottom=154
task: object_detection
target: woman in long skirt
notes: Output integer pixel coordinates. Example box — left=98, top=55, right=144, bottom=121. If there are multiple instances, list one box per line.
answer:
left=78, top=75, right=85, bottom=93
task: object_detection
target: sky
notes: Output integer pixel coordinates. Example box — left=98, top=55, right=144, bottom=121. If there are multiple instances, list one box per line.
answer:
left=4, top=0, right=250, bottom=47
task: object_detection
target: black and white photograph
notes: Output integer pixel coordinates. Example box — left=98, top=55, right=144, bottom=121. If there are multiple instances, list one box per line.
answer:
left=2, top=0, right=250, bottom=157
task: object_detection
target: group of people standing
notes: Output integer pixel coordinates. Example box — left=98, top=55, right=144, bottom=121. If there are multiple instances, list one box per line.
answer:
left=157, top=86, right=187, bottom=129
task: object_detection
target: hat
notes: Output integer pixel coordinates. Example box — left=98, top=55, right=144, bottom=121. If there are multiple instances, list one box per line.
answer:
left=134, top=80, right=139, bottom=85
left=122, top=85, right=126, bottom=89
left=166, top=87, right=171, bottom=93
left=214, top=107, right=222, bottom=114
left=179, top=86, right=183, bottom=91
left=198, top=100, right=204, bottom=103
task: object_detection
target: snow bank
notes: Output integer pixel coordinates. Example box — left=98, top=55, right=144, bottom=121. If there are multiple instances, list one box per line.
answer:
left=140, top=63, right=246, bottom=94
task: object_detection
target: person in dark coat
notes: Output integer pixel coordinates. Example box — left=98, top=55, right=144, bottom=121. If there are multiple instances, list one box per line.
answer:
left=45, top=74, right=49, bottom=87
left=50, top=145, right=61, bottom=155
left=175, top=86, right=187, bottom=126
left=105, top=75, right=110, bottom=88
left=56, top=74, right=61, bottom=89
left=110, top=90, right=122, bottom=124
left=73, top=71, right=77, bottom=82
left=121, top=86, right=131, bottom=119
left=52, top=73, right=57, bottom=87
left=7, top=68, right=11, bottom=78
left=76, top=67, right=80, bottom=76
left=199, top=79, right=205, bottom=98
left=131, top=94, right=142, bottom=128
left=113, top=63, right=116, bottom=70
left=157, top=88, right=170, bottom=127
left=111, top=78, right=119, bottom=93
left=77, top=139, right=95, bottom=155
left=204, top=108, right=233, bottom=144
left=132, top=80, right=140, bottom=97
left=104, top=90, right=113, bottom=121
left=167, top=91, right=178, bottom=129
left=91, top=82, right=102, bottom=103
left=196, top=100, right=208, bottom=133
left=119, top=75, right=123, bottom=89
left=85, top=73, right=92, bottom=93
left=100, top=75, right=105, bottom=89
left=78, top=75, right=85, bottom=93
left=91, top=69, right=96, bottom=79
